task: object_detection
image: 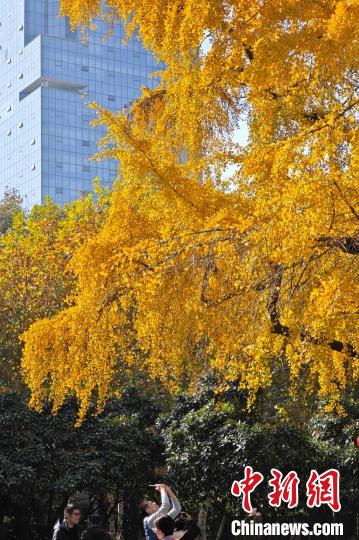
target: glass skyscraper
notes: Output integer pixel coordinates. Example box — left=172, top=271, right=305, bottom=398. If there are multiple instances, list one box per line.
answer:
left=0, top=0, right=158, bottom=207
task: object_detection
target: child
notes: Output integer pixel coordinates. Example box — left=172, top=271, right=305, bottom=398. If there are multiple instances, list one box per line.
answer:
left=154, top=515, right=176, bottom=540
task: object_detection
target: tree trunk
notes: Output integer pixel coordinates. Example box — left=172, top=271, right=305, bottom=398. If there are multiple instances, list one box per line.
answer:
left=112, top=491, right=124, bottom=539
left=197, top=507, right=207, bottom=540
left=46, top=490, right=54, bottom=538
left=215, top=514, right=226, bottom=540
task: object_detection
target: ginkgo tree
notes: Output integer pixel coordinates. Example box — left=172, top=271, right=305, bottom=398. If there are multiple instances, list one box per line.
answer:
left=0, top=194, right=108, bottom=392
left=22, top=0, right=358, bottom=422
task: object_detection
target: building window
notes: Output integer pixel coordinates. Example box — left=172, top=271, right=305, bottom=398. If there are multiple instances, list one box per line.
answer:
left=82, top=140, right=90, bottom=147
left=55, top=187, right=63, bottom=194
left=6, top=57, right=11, bottom=64
left=6, top=130, right=11, bottom=136
left=18, top=122, right=23, bottom=128
left=18, top=24, right=24, bottom=31
left=31, top=164, right=36, bottom=170
left=108, top=95, right=116, bottom=101
left=6, top=82, right=11, bottom=88
left=65, top=17, right=77, bottom=40
left=81, top=65, right=89, bottom=72
left=18, top=49, right=23, bottom=55
left=6, top=105, right=11, bottom=112
left=18, top=73, right=23, bottom=79
left=30, top=138, right=36, bottom=145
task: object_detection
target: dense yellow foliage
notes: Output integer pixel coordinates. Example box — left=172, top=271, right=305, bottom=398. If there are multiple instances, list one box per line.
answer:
left=22, top=0, right=358, bottom=421
left=0, top=196, right=107, bottom=391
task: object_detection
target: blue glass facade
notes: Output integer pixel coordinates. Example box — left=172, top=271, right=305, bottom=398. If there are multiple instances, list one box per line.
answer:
left=0, top=1, right=158, bottom=207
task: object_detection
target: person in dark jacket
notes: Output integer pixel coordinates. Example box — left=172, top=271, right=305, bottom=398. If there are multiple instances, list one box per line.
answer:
left=174, top=512, right=201, bottom=540
left=81, top=514, right=112, bottom=540
left=154, top=515, right=176, bottom=540
left=52, top=504, right=83, bottom=540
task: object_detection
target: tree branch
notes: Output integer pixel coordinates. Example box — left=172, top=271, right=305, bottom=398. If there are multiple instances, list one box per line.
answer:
left=317, top=234, right=359, bottom=254
left=266, top=263, right=290, bottom=336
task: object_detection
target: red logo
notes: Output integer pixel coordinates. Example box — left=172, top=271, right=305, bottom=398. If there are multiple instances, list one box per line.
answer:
left=231, top=466, right=264, bottom=512
left=306, top=469, right=341, bottom=512
left=231, top=468, right=341, bottom=512
left=268, top=469, right=300, bottom=509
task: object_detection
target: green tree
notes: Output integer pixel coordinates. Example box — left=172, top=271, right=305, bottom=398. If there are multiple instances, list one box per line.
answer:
left=0, top=189, right=22, bottom=235
left=0, top=388, right=164, bottom=540
left=161, top=377, right=358, bottom=539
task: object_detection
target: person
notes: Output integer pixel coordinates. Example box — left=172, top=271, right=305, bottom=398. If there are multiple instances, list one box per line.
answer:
left=53, top=504, right=83, bottom=540
left=154, top=515, right=176, bottom=540
left=141, top=484, right=181, bottom=540
left=174, top=512, right=201, bottom=540
left=80, top=514, right=112, bottom=540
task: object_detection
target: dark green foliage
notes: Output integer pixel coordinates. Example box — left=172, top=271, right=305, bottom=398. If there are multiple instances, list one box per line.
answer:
left=0, top=375, right=357, bottom=539
left=0, top=389, right=163, bottom=540
left=307, top=386, right=359, bottom=535
left=160, top=377, right=359, bottom=539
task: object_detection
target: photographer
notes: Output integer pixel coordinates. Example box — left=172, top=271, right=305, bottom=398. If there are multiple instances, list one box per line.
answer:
left=174, top=512, right=201, bottom=540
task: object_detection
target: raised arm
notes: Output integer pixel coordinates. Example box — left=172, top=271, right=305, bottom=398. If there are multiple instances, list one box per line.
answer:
left=146, top=486, right=170, bottom=529
left=165, top=486, right=182, bottom=519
